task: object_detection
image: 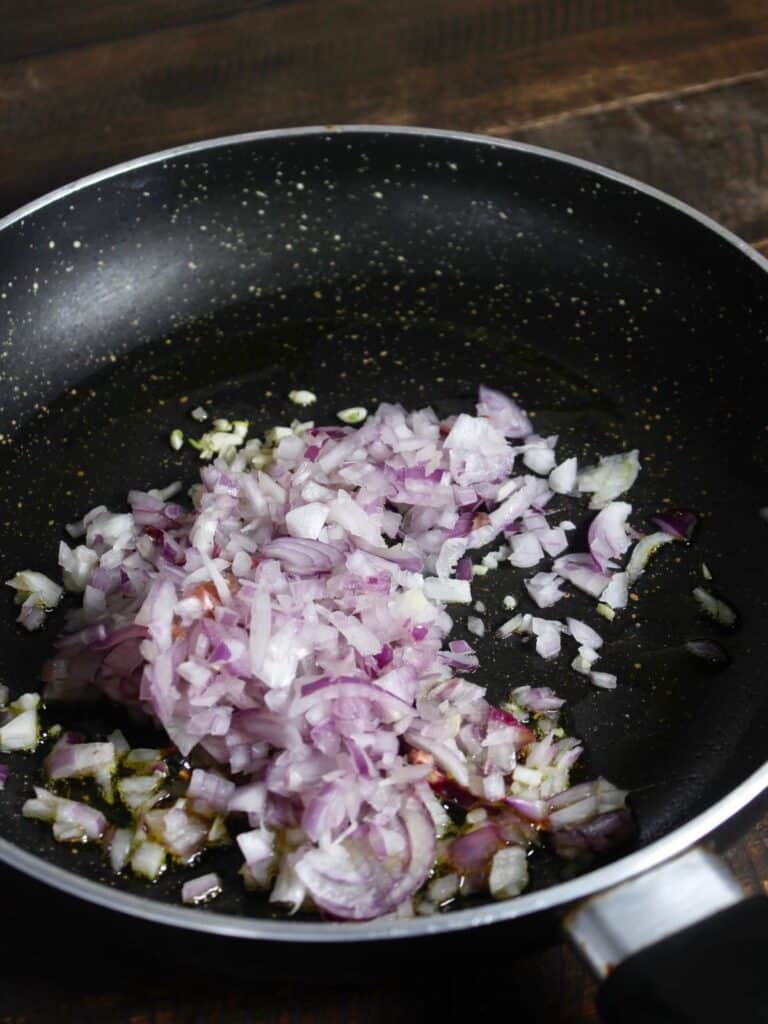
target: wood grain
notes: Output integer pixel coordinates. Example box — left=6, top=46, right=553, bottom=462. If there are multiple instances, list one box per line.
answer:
left=3, top=0, right=768, bottom=214
left=0, top=0, right=284, bottom=61
left=515, top=69, right=768, bottom=244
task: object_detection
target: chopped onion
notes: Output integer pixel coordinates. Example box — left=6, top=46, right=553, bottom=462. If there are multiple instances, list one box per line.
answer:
left=578, top=451, right=640, bottom=509
left=107, top=827, right=133, bottom=872
left=15, top=385, right=657, bottom=919
left=0, top=694, right=40, bottom=752
left=548, top=457, right=577, bottom=495
left=289, top=390, right=317, bottom=407
left=489, top=845, right=528, bottom=899
left=428, top=873, right=459, bottom=904
left=337, top=406, right=367, bottom=425
left=423, top=578, right=472, bottom=603
left=567, top=618, right=603, bottom=649
left=45, top=737, right=116, bottom=782
left=600, top=571, right=629, bottom=610
left=692, top=587, right=738, bottom=628
left=651, top=510, right=698, bottom=542
left=589, top=671, right=617, bottom=690
left=588, top=501, right=632, bottom=572
left=182, top=872, right=223, bottom=904
left=626, top=531, right=673, bottom=584
left=131, top=840, right=167, bottom=880
left=467, top=616, right=485, bottom=638
left=22, top=786, right=106, bottom=841
left=553, top=553, right=609, bottom=599
left=552, top=808, right=633, bottom=860
left=525, top=572, right=564, bottom=609
left=5, top=570, right=63, bottom=630
left=476, top=385, right=532, bottom=438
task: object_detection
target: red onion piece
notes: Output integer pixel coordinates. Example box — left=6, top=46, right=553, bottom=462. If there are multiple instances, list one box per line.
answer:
left=651, top=509, right=699, bottom=541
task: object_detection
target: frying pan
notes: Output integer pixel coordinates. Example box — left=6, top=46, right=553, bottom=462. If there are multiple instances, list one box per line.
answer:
left=0, top=126, right=767, bottom=1022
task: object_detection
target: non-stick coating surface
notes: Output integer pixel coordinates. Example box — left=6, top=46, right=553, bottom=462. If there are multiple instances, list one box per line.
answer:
left=0, top=128, right=766, bottom=932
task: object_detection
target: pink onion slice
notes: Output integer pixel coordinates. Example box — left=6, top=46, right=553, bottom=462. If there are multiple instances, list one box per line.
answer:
left=294, top=794, right=436, bottom=920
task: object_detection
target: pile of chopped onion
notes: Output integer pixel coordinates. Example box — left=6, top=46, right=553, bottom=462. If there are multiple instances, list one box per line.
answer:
left=5, top=385, right=688, bottom=921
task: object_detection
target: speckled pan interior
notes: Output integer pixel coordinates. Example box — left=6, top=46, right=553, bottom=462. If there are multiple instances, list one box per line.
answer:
left=0, top=128, right=766, bottom=925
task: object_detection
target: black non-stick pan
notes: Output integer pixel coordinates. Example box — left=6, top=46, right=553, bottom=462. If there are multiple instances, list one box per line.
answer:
left=0, top=127, right=767, bottom=1022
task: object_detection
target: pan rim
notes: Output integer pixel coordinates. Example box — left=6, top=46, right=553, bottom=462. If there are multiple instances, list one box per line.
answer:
left=0, top=123, right=766, bottom=942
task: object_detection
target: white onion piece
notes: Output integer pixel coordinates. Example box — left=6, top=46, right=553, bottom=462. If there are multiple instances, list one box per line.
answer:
left=566, top=618, right=603, bottom=649
left=45, top=739, right=115, bottom=781
left=553, top=553, right=609, bottom=598
left=108, top=827, right=134, bottom=873
left=590, top=671, right=617, bottom=690
left=144, top=802, right=209, bottom=860
left=508, top=532, right=544, bottom=569
left=285, top=502, right=329, bottom=540
left=549, top=457, right=578, bottom=494
left=571, top=645, right=600, bottom=676
left=476, top=385, right=532, bottom=438
left=531, top=618, right=564, bottom=660
left=131, top=840, right=167, bottom=880
left=522, top=435, right=557, bottom=475
left=22, top=786, right=106, bottom=841
left=0, top=708, right=39, bottom=752
left=578, top=450, right=640, bottom=509
left=117, top=774, right=164, bottom=813
left=467, top=616, right=485, bottom=638
left=588, top=501, right=632, bottom=571
left=626, top=531, right=673, bottom=584
left=58, top=542, right=99, bottom=592
left=692, top=587, right=738, bottom=627
left=269, top=856, right=307, bottom=913
left=489, top=845, right=529, bottom=899
left=423, top=578, right=471, bottom=603
left=525, top=572, right=564, bottom=609
left=5, top=570, right=63, bottom=630
left=428, top=873, right=460, bottom=904
left=182, top=872, right=223, bottom=905
left=600, top=571, right=629, bottom=610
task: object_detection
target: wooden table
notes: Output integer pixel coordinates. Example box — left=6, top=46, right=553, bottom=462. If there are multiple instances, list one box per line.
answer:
left=2, top=2, right=767, bottom=1020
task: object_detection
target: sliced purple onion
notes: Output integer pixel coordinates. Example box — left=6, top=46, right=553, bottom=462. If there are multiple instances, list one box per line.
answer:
left=651, top=510, right=698, bottom=542
left=294, top=795, right=436, bottom=920
left=551, top=808, right=633, bottom=861
left=259, top=537, right=343, bottom=575
left=553, top=553, right=610, bottom=599
left=446, top=823, right=504, bottom=873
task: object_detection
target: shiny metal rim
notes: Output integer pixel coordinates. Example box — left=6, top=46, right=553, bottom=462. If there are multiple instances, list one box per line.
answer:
left=1, top=124, right=766, bottom=942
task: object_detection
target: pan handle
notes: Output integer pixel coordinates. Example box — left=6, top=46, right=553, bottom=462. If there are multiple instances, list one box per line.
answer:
left=564, top=845, right=768, bottom=1024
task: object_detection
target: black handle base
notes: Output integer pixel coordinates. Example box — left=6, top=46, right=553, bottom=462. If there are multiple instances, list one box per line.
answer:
left=597, top=895, right=768, bottom=1024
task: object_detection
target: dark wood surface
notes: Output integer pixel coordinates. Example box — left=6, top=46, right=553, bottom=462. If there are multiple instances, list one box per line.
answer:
left=2, top=2, right=767, bottom=1020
